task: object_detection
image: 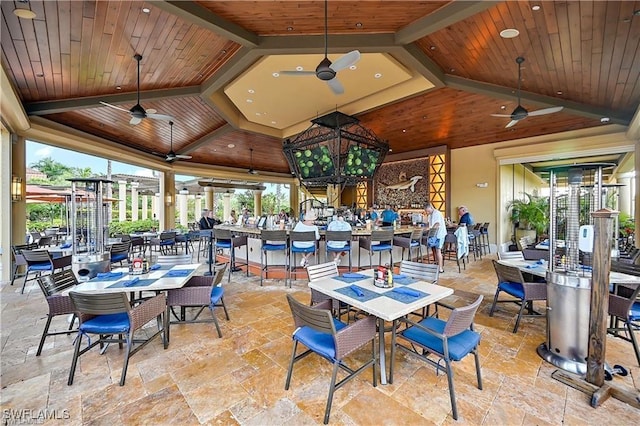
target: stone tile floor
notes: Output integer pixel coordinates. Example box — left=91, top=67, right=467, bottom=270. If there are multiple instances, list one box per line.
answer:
left=1, top=255, right=639, bottom=425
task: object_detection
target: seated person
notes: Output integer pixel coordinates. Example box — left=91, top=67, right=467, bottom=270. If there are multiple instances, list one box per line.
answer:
left=292, top=210, right=320, bottom=268
left=365, top=205, right=379, bottom=223
left=199, top=209, right=213, bottom=230
left=458, top=205, right=474, bottom=226
left=227, top=210, right=237, bottom=225
left=327, top=213, right=352, bottom=265
left=380, top=204, right=398, bottom=227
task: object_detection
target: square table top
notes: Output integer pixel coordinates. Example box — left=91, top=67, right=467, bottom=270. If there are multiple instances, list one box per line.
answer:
left=308, top=269, right=454, bottom=322
left=69, top=263, right=200, bottom=294
left=497, top=259, right=640, bottom=285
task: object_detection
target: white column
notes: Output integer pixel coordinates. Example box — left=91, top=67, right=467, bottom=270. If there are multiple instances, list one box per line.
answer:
left=178, top=189, right=188, bottom=227
left=204, top=186, right=214, bottom=210
left=618, top=174, right=632, bottom=216
left=141, top=194, right=149, bottom=220
left=195, top=194, right=202, bottom=221
left=130, top=182, right=139, bottom=221
left=253, top=190, right=263, bottom=217
left=223, top=193, right=231, bottom=223
left=152, top=193, right=160, bottom=222
left=118, top=180, right=127, bottom=222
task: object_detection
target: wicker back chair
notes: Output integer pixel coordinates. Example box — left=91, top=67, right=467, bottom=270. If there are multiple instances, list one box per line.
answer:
left=67, top=291, right=167, bottom=386
left=284, top=294, right=377, bottom=424
left=390, top=295, right=483, bottom=421
left=166, top=263, right=229, bottom=340
left=608, top=283, right=640, bottom=366
left=10, top=243, right=38, bottom=287
left=358, top=229, right=394, bottom=270
left=497, top=251, right=525, bottom=261
left=489, top=260, right=547, bottom=333
left=35, top=269, right=79, bottom=356
left=392, top=229, right=423, bottom=262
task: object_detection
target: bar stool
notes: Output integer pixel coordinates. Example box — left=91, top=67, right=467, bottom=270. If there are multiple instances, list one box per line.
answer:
left=480, top=222, right=491, bottom=254
left=288, top=231, right=318, bottom=287
left=468, top=224, right=483, bottom=261
left=325, top=230, right=352, bottom=270
left=392, top=229, right=423, bottom=261
left=214, top=229, right=249, bottom=282
left=260, top=229, right=289, bottom=286
left=358, top=229, right=394, bottom=270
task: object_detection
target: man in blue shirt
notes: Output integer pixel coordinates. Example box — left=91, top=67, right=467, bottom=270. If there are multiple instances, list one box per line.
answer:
left=366, top=206, right=378, bottom=223
left=380, top=204, right=397, bottom=227
left=458, top=206, right=474, bottom=226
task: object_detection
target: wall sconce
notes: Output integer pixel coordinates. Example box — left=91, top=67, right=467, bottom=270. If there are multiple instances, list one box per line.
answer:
left=476, top=182, right=488, bottom=188
left=11, top=176, right=23, bottom=201
left=178, top=187, right=189, bottom=195
left=165, top=193, right=173, bottom=206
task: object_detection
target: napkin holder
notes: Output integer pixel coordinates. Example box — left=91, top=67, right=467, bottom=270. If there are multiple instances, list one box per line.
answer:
left=129, top=257, right=149, bottom=275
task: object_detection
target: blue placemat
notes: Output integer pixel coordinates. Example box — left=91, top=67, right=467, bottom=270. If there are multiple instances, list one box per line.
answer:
left=93, top=271, right=125, bottom=281
left=334, top=285, right=381, bottom=302
left=384, top=287, right=429, bottom=304
left=334, top=273, right=369, bottom=284
left=107, top=278, right=155, bottom=289
left=163, top=268, right=195, bottom=278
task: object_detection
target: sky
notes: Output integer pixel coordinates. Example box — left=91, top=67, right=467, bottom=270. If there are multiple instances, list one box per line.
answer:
left=26, top=140, right=191, bottom=182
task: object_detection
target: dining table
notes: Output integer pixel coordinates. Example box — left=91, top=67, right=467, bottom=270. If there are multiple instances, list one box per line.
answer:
left=307, top=269, right=454, bottom=384
left=68, top=263, right=199, bottom=294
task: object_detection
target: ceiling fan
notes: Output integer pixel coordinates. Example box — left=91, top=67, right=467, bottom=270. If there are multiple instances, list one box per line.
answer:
left=152, top=121, right=192, bottom=163
left=491, top=56, right=563, bottom=128
left=100, top=54, right=174, bottom=125
left=279, top=0, right=360, bottom=95
left=248, top=148, right=258, bottom=175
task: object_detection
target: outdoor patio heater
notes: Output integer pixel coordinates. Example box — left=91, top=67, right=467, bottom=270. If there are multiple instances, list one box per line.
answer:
left=68, top=178, right=112, bottom=280
left=537, top=163, right=616, bottom=374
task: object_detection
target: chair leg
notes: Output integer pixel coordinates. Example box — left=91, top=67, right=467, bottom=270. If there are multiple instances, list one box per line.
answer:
left=513, top=300, right=527, bottom=333
left=36, top=316, right=54, bottom=356
left=220, top=296, right=230, bottom=320
left=67, top=332, right=84, bottom=385
left=10, top=264, right=19, bottom=286
left=166, top=307, right=172, bottom=344
left=489, top=289, right=501, bottom=316
left=208, top=306, right=222, bottom=338
left=324, top=362, right=341, bottom=424
left=284, top=340, right=299, bottom=390
left=120, top=332, right=134, bottom=386
left=473, top=349, right=483, bottom=390
left=444, top=358, right=458, bottom=420
left=626, top=320, right=640, bottom=366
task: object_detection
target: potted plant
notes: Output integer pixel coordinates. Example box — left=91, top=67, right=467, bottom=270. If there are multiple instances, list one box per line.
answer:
left=507, top=191, right=549, bottom=243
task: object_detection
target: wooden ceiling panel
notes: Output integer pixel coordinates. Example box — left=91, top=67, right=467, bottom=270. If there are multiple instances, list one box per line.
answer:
left=357, top=88, right=604, bottom=152
left=189, top=130, right=288, bottom=173
left=1, top=0, right=239, bottom=102
left=196, top=1, right=446, bottom=35
left=416, top=1, right=640, bottom=114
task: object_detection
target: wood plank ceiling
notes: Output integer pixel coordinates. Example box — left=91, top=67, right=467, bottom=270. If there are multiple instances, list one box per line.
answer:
left=2, top=1, right=639, bottom=175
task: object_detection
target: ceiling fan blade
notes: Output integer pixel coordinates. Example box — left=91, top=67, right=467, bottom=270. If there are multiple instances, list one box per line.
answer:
left=527, top=106, right=564, bottom=117
left=505, top=119, right=519, bottom=128
left=174, top=154, right=192, bottom=159
left=327, top=78, right=344, bottom=95
left=147, top=113, right=175, bottom=121
left=130, top=117, right=142, bottom=125
left=490, top=113, right=513, bottom=118
left=99, top=101, right=130, bottom=113
left=279, top=70, right=316, bottom=76
left=330, top=50, right=361, bottom=72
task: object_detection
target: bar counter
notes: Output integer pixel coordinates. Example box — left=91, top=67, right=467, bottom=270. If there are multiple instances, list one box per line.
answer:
left=213, top=224, right=426, bottom=237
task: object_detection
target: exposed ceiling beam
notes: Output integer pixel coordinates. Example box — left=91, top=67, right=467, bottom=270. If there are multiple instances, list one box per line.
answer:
left=197, top=180, right=266, bottom=191
left=179, top=124, right=235, bottom=154
left=391, top=43, right=445, bottom=87
left=255, top=34, right=397, bottom=54
left=200, top=46, right=261, bottom=98
left=445, top=75, right=632, bottom=125
left=1, top=62, right=30, bottom=131
left=395, top=1, right=500, bottom=44
left=153, top=1, right=260, bottom=47
left=25, top=86, right=201, bottom=115
left=625, top=105, right=640, bottom=141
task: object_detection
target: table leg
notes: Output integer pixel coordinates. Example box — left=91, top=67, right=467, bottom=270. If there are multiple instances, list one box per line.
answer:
left=378, top=317, right=387, bottom=385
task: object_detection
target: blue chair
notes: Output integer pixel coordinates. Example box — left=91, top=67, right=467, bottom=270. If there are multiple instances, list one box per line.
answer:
left=608, top=283, right=640, bottom=366
left=392, top=229, right=423, bottom=261
left=214, top=229, right=249, bottom=282
left=150, top=231, right=177, bottom=255
left=358, top=229, right=394, bottom=270
left=67, top=291, right=167, bottom=386
left=288, top=231, right=318, bottom=287
left=21, top=249, right=72, bottom=294
left=10, top=243, right=38, bottom=287
left=324, top=230, right=352, bottom=270
left=489, top=260, right=547, bottom=333
left=109, top=241, right=130, bottom=265
left=285, top=294, right=377, bottom=424
left=35, top=270, right=78, bottom=356
left=390, top=295, right=484, bottom=420
left=260, top=230, right=288, bottom=286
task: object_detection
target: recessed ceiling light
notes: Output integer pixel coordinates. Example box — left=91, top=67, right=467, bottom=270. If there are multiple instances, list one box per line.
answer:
left=449, top=68, right=455, bottom=73
left=374, top=73, right=382, bottom=79
left=221, top=49, right=227, bottom=54
left=36, top=73, right=44, bottom=77
left=532, top=5, right=541, bottom=11
left=116, top=86, right=122, bottom=90
left=500, top=105, right=506, bottom=110
left=556, top=91, right=563, bottom=95
left=272, top=72, right=280, bottom=78
left=255, top=112, right=261, bottom=116
left=500, top=28, right=520, bottom=39
left=430, top=46, right=436, bottom=50
left=142, top=7, right=150, bottom=14
left=246, top=99, right=253, bottom=103
left=271, top=121, right=277, bottom=124
left=422, top=115, right=427, bottom=119
left=13, top=8, right=36, bottom=19
left=402, top=129, right=406, bottom=133
left=295, top=66, right=304, bottom=71
left=248, top=89, right=255, bottom=94
left=227, top=144, right=235, bottom=148
left=601, top=117, right=610, bottom=123
left=349, top=65, right=357, bottom=70
left=286, top=26, right=293, bottom=31
left=355, top=22, right=363, bottom=28
left=389, top=149, right=393, bottom=152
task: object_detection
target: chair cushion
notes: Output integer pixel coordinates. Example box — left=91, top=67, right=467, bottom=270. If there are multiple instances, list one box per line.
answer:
left=291, top=246, right=316, bottom=253
left=263, top=243, right=287, bottom=251
left=160, top=240, right=175, bottom=246
left=498, top=281, right=525, bottom=299
left=216, top=240, right=232, bottom=249
left=292, top=319, right=347, bottom=361
left=371, top=243, right=392, bottom=252
left=327, top=245, right=350, bottom=252
left=28, top=262, right=52, bottom=271
left=80, top=313, right=130, bottom=334
left=111, top=253, right=128, bottom=262
left=629, top=301, right=640, bottom=321
left=210, top=287, right=224, bottom=304
left=401, top=317, right=480, bottom=361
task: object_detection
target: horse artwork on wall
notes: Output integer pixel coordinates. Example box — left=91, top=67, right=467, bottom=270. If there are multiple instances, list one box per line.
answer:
left=374, top=157, right=429, bottom=206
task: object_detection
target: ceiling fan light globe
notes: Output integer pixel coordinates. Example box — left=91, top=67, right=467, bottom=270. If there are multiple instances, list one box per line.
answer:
left=511, top=105, right=528, bottom=120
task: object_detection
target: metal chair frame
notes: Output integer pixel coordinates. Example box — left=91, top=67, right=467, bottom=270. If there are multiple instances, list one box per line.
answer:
left=358, top=229, right=394, bottom=270
left=260, top=230, right=289, bottom=286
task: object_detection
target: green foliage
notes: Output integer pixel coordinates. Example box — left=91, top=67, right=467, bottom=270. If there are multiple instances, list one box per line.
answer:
left=108, top=219, right=159, bottom=236
left=507, top=191, right=549, bottom=236
left=619, top=212, right=635, bottom=237
left=29, top=156, right=98, bottom=185
left=28, top=221, right=57, bottom=232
